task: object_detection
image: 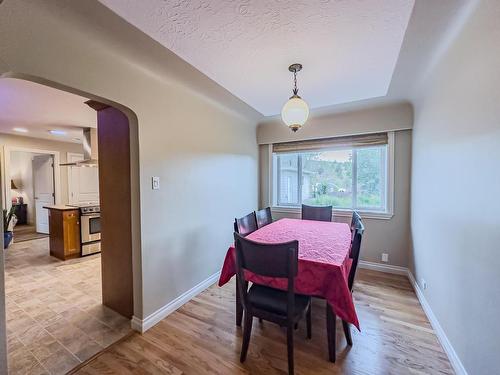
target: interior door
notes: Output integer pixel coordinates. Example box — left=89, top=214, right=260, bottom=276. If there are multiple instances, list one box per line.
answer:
left=33, top=155, right=55, bottom=234
left=68, top=153, right=99, bottom=204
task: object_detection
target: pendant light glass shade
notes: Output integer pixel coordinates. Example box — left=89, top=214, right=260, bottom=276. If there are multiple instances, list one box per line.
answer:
left=281, top=63, right=309, bottom=132
left=281, top=95, right=309, bottom=132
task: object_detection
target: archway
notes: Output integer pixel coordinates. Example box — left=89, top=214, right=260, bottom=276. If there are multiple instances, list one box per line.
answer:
left=0, top=73, right=142, bottom=372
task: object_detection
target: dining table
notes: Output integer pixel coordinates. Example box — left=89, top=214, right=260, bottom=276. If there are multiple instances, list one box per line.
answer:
left=218, top=217, right=359, bottom=362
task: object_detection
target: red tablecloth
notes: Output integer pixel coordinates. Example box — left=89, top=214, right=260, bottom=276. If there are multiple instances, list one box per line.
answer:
left=218, top=218, right=359, bottom=330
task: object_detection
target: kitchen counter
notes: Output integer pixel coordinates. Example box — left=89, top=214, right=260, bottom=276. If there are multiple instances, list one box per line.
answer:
left=45, top=206, right=81, bottom=260
left=43, top=204, right=76, bottom=211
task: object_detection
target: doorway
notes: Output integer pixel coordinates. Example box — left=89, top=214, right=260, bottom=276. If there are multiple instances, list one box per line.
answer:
left=0, top=76, right=139, bottom=374
left=32, top=154, right=54, bottom=234
left=7, top=149, right=57, bottom=241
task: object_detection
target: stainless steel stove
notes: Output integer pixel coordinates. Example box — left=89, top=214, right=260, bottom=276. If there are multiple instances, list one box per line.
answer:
left=68, top=203, right=101, bottom=256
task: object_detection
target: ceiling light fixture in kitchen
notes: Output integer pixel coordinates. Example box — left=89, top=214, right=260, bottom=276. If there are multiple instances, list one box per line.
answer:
left=49, top=129, right=67, bottom=136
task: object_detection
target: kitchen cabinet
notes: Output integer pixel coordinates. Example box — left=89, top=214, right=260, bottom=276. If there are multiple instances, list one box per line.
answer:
left=46, top=206, right=81, bottom=260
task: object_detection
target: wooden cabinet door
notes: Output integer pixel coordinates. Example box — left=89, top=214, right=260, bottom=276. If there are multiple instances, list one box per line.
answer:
left=63, top=210, right=81, bottom=257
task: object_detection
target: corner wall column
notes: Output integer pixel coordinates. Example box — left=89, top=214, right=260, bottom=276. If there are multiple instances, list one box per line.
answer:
left=86, top=100, right=133, bottom=318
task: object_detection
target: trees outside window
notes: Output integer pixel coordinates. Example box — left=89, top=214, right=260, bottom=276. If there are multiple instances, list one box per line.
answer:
left=275, top=145, right=387, bottom=212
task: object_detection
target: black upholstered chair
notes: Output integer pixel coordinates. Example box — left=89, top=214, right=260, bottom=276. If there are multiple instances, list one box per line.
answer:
left=233, top=212, right=258, bottom=327
left=347, top=215, right=364, bottom=291
left=234, top=212, right=258, bottom=237
left=326, top=216, right=365, bottom=363
left=255, top=207, right=272, bottom=228
left=234, top=232, right=311, bottom=375
left=342, top=216, right=365, bottom=347
left=301, top=204, right=333, bottom=222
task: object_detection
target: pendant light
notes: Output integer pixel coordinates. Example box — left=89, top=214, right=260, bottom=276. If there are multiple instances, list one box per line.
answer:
left=281, top=63, right=309, bottom=132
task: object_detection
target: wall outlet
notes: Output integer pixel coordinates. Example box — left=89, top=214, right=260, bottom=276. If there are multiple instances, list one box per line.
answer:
left=421, top=279, right=427, bottom=290
left=152, top=176, right=160, bottom=190
left=381, top=253, right=389, bottom=262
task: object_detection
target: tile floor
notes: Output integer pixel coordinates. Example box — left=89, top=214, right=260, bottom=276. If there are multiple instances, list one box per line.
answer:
left=13, top=225, right=49, bottom=243
left=4, top=238, right=131, bottom=375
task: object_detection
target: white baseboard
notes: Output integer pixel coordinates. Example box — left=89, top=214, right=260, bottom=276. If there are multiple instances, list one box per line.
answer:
left=131, top=271, right=221, bottom=333
left=358, top=260, right=408, bottom=275
left=407, top=271, right=467, bottom=375
left=130, top=316, right=143, bottom=332
left=359, top=260, right=467, bottom=374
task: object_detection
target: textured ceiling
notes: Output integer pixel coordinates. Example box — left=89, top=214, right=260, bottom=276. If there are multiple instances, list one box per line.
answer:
left=0, top=78, right=95, bottom=143
left=99, top=0, right=415, bottom=115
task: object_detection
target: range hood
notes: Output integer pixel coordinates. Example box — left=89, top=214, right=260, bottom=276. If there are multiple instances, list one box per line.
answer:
left=60, top=128, right=98, bottom=167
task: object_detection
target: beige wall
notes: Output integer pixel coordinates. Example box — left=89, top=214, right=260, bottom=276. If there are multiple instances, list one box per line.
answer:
left=0, top=1, right=261, bottom=354
left=410, top=1, right=500, bottom=374
left=1, top=133, right=84, bottom=208
left=258, top=105, right=413, bottom=268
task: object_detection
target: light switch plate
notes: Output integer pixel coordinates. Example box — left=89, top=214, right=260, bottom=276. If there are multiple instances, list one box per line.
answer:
left=152, top=176, right=160, bottom=190
left=381, top=253, right=389, bottom=262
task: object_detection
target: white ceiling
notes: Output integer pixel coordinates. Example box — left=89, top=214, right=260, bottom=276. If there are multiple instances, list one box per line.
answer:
left=99, top=0, right=415, bottom=116
left=0, top=78, right=95, bottom=143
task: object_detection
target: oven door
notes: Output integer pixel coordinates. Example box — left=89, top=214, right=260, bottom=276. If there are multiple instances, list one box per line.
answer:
left=80, top=213, right=101, bottom=243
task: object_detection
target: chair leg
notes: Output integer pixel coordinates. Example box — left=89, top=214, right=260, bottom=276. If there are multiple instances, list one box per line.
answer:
left=287, top=324, right=294, bottom=375
left=306, top=304, right=312, bottom=339
left=342, top=320, right=352, bottom=346
left=240, top=313, right=253, bottom=363
left=326, top=303, right=336, bottom=363
left=259, top=318, right=263, bottom=323
left=235, top=278, right=243, bottom=327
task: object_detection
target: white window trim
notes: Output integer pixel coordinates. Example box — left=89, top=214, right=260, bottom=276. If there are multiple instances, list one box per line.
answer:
left=268, top=131, right=395, bottom=220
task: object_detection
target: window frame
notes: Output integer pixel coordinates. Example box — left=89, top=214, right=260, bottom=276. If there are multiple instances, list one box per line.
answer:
left=269, top=132, right=395, bottom=220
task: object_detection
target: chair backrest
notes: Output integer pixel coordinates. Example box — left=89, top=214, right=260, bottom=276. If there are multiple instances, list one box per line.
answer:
left=348, top=219, right=365, bottom=291
left=350, top=211, right=362, bottom=243
left=255, top=207, right=272, bottom=228
left=350, top=211, right=362, bottom=232
left=301, top=204, right=333, bottom=222
left=233, top=232, right=298, bottom=317
left=234, top=212, right=258, bottom=236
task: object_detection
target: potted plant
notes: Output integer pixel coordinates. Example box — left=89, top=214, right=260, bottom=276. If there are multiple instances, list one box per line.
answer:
left=3, top=206, right=17, bottom=249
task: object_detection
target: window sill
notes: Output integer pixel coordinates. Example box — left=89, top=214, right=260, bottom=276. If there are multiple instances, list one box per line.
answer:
left=271, top=206, right=394, bottom=220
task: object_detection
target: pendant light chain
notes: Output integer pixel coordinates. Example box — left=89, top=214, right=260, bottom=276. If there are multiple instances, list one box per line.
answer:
left=293, top=69, right=299, bottom=96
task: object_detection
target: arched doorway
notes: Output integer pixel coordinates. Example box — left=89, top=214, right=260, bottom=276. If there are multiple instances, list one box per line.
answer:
left=0, top=74, right=142, bottom=373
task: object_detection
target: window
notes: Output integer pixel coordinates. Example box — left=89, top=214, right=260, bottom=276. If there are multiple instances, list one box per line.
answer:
left=273, top=134, right=391, bottom=214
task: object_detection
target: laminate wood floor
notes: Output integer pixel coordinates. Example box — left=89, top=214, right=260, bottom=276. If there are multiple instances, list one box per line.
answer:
left=74, top=269, right=453, bottom=375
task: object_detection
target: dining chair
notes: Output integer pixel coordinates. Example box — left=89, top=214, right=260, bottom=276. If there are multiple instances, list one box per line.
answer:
left=350, top=211, right=362, bottom=233
left=233, top=212, right=258, bottom=327
left=234, top=232, right=311, bottom=375
left=347, top=214, right=364, bottom=291
left=234, top=212, right=258, bottom=237
left=342, top=216, right=365, bottom=346
left=301, top=204, right=333, bottom=222
left=255, top=207, right=272, bottom=228
left=325, top=217, right=365, bottom=362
